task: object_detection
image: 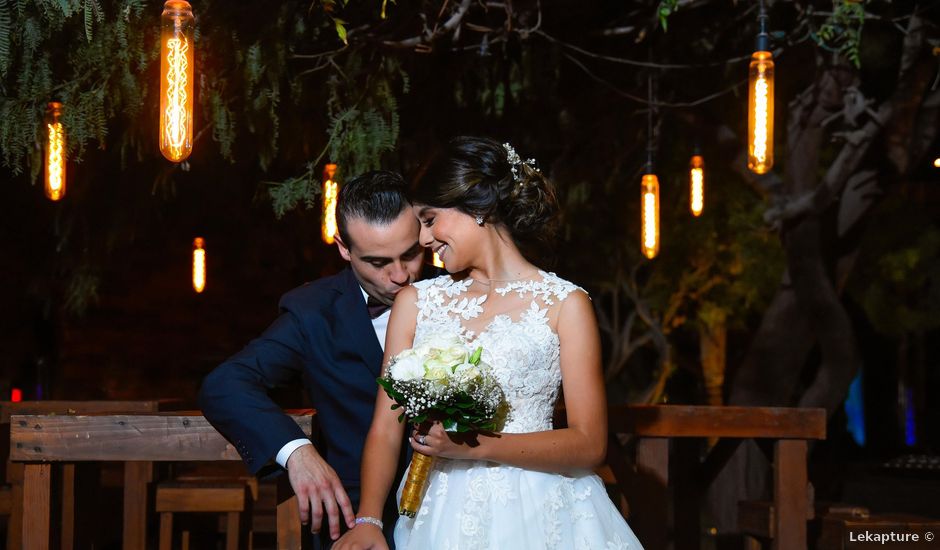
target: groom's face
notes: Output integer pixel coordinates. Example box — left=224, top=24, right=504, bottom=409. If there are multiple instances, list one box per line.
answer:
left=336, top=209, right=424, bottom=306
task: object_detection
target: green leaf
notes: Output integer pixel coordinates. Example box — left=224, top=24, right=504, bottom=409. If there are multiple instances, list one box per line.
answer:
left=334, top=19, right=347, bottom=45
left=469, top=346, right=482, bottom=365
left=0, top=0, right=10, bottom=77
left=83, top=0, right=93, bottom=41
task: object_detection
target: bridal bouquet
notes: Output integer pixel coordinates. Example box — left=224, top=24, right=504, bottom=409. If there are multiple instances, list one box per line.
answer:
left=378, top=333, right=505, bottom=517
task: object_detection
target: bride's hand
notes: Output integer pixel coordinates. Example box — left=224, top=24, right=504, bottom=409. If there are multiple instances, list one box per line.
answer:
left=410, top=422, right=482, bottom=459
left=334, top=523, right=388, bottom=550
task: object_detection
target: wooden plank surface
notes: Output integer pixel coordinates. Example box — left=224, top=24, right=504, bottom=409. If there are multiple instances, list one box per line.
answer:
left=22, top=463, right=51, bottom=550
left=278, top=474, right=310, bottom=550
left=61, top=463, right=76, bottom=550
left=773, top=439, right=808, bottom=550
left=10, top=412, right=314, bottom=462
left=608, top=405, right=826, bottom=440
left=123, top=461, right=152, bottom=550
left=156, top=485, right=246, bottom=513
left=1, top=400, right=163, bottom=424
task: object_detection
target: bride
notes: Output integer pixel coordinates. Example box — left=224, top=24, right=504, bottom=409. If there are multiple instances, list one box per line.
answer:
left=335, top=137, right=643, bottom=549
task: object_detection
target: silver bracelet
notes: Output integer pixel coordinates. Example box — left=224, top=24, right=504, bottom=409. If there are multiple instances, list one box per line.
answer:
left=355, top=516, right=384, bottom=530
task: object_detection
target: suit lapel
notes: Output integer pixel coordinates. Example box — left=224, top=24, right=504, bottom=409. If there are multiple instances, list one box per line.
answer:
left=333, top=268, right=384, bottom=376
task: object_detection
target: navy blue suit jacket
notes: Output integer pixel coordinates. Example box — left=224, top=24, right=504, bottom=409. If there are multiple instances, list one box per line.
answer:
left=199, top=267, right=390, bottom=486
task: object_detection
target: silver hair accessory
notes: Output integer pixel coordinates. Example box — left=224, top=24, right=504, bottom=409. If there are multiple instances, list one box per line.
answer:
left=502, top=142, right=540, bottom=185
left=475, top=215, right=485, bottom=226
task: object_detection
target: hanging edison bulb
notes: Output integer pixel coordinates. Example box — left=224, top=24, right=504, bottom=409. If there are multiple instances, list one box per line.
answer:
left=689, top=154, right=705, bottom=217
left=640, top=173, right=660, bottom=259
left=160, top=1, right=195, bottom=163
left=747, top=4, right=774, bottom=175
left=432, top=252, right=444, bottom=268
left=322, top=163, right=339, bottom=244
left=44, top=102, right=66, bottom=201
left=747, top=51, right=774, bottom=174
left=192, top=237, right=206, bottom=293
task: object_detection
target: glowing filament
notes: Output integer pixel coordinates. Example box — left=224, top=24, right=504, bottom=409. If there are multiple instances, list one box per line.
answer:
left=432, top=252, right=444, bottom=268
left=747, top=51, right=774, bottom=174
left=752, top=77, right=769, bottom=163
left=640, top=174, right=660, bottom=259
left=322, top=163, right=339, bottom=244
left=193, top=237, right=206, bottom=293
left=45, top=103, right=66, bottom=201
left=159, top=1, right=195, bottom=163
left=164, top=37, right=189, bottom=159
left=689, top=155, right=704, bottom=217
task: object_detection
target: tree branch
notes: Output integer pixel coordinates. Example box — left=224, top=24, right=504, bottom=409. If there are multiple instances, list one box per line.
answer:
left=765, top=14, right=927, bottom=227
left=382, top=0, right=472, bottom=49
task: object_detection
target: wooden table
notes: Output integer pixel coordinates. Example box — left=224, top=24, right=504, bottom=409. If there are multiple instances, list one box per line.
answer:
left=594, top=405, right=826, bottom=550
left=10, top=411, right=314, bottom=550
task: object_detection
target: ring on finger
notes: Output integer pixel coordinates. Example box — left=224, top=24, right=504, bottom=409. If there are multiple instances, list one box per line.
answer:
left=417, top=434, right=427, bottom=446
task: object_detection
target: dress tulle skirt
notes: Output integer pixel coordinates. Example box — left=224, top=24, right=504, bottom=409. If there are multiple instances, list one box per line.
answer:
left=394, top=458, right=644, bottom=550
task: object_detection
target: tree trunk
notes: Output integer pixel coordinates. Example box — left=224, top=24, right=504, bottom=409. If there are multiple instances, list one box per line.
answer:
left=700, top=314, right=727, bottom=408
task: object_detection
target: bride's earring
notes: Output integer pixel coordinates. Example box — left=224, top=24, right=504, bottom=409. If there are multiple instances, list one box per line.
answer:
left=475, top=215, right=484, bottom=226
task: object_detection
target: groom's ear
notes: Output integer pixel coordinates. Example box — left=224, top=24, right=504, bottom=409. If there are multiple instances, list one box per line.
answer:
left=335, top=235, right=352, bottom=262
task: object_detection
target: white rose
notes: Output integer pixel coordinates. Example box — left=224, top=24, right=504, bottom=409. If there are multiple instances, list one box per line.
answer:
left=389, top=352, right=425, bottom=381
left=424, top=333, right=464, bottom=349
left=424, top=346, right=468, bottom=371
left=452, top=362, right=481, bottom=382
left=423, top=365, right=451, bottom=381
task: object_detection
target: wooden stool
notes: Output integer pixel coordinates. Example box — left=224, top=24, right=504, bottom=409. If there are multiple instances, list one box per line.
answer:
left=155, top=481, right=252, bottom=550
left=738, top=493, right=816, bottom=549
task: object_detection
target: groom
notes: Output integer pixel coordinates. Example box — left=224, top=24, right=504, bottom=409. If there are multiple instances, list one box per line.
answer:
left=199, top=171, right=426, bottom=547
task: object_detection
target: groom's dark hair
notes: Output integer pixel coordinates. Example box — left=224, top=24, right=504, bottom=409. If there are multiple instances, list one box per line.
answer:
left=336, top=170, right=410, bottom=250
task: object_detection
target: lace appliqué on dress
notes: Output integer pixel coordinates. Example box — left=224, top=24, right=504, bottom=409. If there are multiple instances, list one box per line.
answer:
left=397, top=272, right=642, bottom=550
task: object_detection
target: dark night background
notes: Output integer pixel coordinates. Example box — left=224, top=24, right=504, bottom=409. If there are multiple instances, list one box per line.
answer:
left=1, top=0, right=939, bottom=546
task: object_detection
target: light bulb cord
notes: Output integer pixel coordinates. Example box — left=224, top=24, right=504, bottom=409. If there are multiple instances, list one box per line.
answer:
left=646, top=44, right=656, bottom=175
left=755, top=0, right=770, bottom=52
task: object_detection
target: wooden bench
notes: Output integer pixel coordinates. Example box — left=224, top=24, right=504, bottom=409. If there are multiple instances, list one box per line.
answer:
left=0, top=400, right=169, bottom=549
left=596, top=404, right=827, bottom=550
left=155, top=480, right=253, bottom=550
left=9, top=411, right=314, bottom=550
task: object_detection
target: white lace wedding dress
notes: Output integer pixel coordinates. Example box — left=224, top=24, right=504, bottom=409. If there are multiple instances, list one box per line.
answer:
left=394, top=272, right=643, bottom=550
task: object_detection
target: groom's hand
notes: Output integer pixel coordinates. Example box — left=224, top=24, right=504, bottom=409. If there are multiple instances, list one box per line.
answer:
left=286, top=445, right=355, bottom=539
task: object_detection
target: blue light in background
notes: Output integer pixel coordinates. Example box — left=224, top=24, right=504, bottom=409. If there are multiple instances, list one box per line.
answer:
left=904, top=386, right=916, bottom=447
left=844, top=372, right=866, bottom=447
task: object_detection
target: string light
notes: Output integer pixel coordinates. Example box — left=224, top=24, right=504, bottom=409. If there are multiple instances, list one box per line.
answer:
left=432, top=252, right=444, bottom=268
left=322, top=163, right=340, bottom=244
left=933, top=158, right=940, bottom=168
left=192, top=237, right=206, bottom=293
left=747, top=0, right=774, bottom=174
left=159, top=1, right=195, bottom=163
left=44, top=102, right=66, bottom=201
left=689, top=153, right=705, bottom=217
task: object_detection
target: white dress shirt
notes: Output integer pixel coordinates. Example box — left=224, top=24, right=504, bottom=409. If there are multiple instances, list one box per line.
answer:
left=275, top=286, right=390, bottom=468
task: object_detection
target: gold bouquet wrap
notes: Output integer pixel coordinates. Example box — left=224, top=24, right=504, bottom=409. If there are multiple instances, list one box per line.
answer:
left=399, top=451, right=435, bottom=517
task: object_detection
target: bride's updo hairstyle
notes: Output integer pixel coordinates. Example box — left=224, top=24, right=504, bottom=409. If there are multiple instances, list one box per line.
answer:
left=413, top=136, right=560, bottom=260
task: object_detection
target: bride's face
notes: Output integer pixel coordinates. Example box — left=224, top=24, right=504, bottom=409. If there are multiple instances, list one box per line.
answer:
left=414, top=204, right=483, bottom=273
